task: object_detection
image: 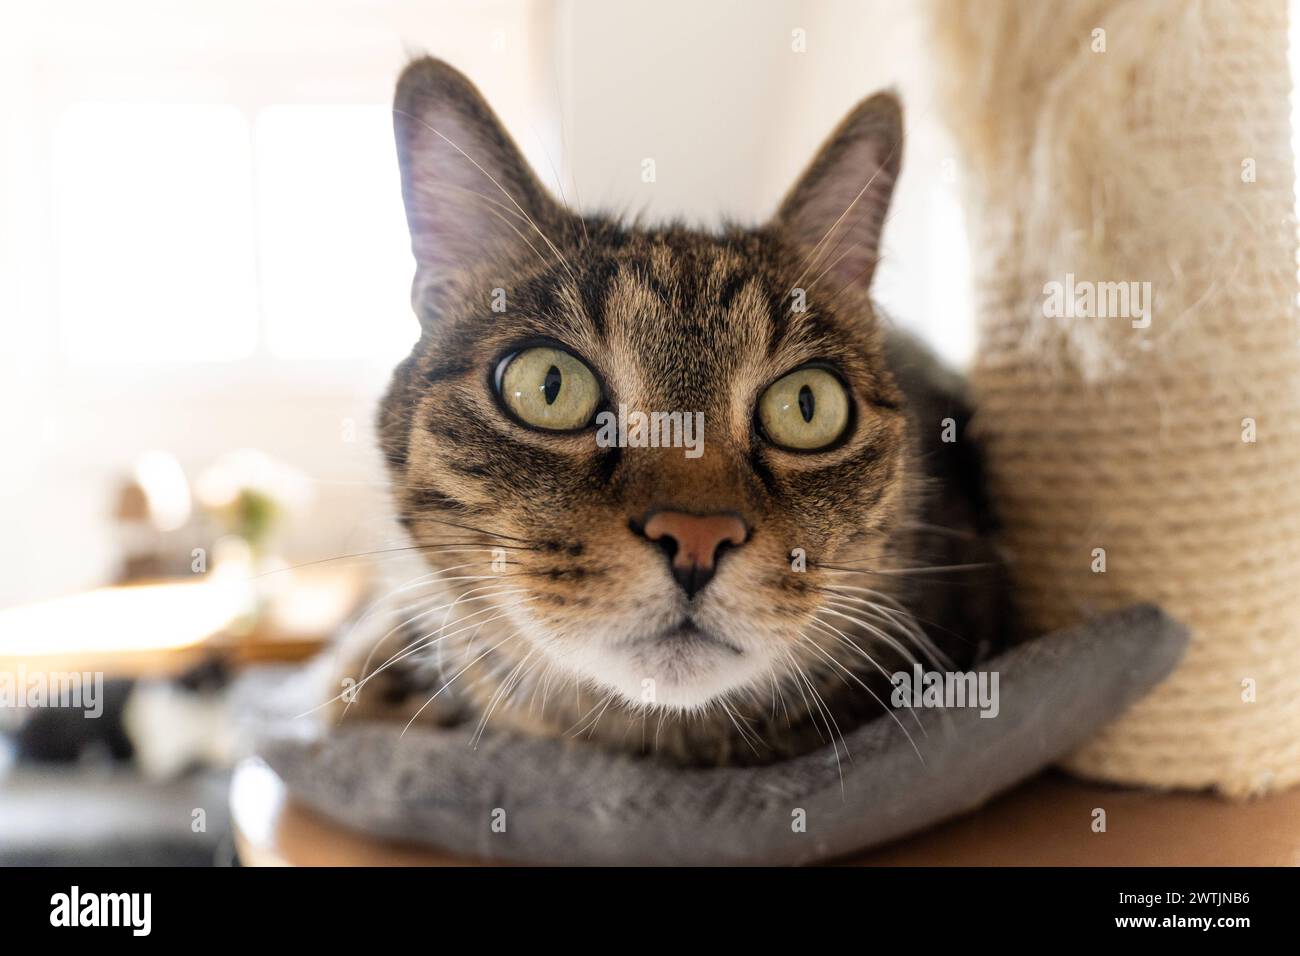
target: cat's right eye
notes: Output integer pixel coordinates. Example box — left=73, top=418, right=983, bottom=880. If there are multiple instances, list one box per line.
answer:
left=757, top=365, right=851, bottom=451
left=495, top=346, right=603, bottom=432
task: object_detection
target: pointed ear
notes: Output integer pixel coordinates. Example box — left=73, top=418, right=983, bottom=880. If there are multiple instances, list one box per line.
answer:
left=772, top=92, right=903, bottom=293
left=393, top=57, right=562, bottom=296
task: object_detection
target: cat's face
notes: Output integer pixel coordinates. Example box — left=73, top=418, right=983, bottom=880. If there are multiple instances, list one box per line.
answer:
left=380, top=59, right=909, bottom=712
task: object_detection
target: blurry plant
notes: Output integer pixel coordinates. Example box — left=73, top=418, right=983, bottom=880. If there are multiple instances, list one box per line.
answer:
left=229, top=486, right=277, bottom=547
left=195, top=449, right=312, bottom=555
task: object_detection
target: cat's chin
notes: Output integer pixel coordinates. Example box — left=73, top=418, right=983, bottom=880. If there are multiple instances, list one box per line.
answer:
left=566, top=623, right=773, bottom=712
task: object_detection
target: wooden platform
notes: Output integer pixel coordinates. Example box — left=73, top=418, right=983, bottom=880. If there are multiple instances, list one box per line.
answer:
left=230, top=758, right=1300, bottom=866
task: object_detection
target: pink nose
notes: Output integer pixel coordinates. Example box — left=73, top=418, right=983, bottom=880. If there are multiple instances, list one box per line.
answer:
left=639, top=510, right=748, bottom=597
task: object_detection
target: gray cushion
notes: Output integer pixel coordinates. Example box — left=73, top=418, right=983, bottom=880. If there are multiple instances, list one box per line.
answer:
left=256, top=604, right=1186, bottom=865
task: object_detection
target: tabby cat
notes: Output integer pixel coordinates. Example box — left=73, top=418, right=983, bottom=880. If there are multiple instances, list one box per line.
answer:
left=331, top=57, right=1006, bottom=766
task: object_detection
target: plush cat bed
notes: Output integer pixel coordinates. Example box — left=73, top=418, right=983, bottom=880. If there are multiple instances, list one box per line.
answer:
left=254, top=604, right=1185, bottom=865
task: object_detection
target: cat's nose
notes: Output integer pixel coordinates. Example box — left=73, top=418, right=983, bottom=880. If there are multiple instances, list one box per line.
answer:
left=635, top=509, right=748, bottom=598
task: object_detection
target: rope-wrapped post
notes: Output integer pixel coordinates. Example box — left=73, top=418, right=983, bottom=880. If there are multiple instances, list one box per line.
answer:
left=930, top=0, right=1300, bottom=795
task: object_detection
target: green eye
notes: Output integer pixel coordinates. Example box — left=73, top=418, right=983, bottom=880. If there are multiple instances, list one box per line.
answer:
left=496, top=346, right=602, bottom=431
left=757, top=366, right=850, bottom=451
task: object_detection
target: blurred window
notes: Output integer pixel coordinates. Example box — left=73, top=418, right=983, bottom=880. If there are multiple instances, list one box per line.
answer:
left=255, top=105, right=415, bottom=361
left=52, top=102, right=416, bottom=365
left=54, top=103, right=259, bottom=363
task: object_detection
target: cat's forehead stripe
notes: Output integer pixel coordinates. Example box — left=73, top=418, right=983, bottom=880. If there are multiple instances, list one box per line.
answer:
left=574, top=257, right=619, bottom=336
left=574, top=236, right=787, bottom=350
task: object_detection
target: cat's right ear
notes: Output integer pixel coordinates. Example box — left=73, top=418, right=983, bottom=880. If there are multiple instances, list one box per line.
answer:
left=393, top=57, right=562, bottom=305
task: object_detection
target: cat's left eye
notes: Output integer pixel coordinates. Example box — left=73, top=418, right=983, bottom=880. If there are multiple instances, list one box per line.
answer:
left=495, top=346, right=603, bottom=432
left=757, top=366, right=851, bottom=451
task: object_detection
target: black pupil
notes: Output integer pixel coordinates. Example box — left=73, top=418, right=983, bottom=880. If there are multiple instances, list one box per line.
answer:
left=542, top=365, right=563, bottom=405
left=797, top=384, right=815, bottom=423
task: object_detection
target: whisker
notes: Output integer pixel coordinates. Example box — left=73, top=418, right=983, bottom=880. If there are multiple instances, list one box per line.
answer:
left=336, top=558, right=500, bottom=659
left=801, top=629, right=925, bottom=759
left=719, top=698, right=763, bottom=757
left=355, top=576, right=527, bottom=682
left=402, top=629, right=524, bottom=736
left=781, top=649, right=845, bottom=793
left=296, top=598, right=522, bottom=719
left=471, top=649, right=536, bottom=747
left=818, top=604, right=926, bottom=671
left=566, top=690, right=617, bottom=739
left=817, top=587, right=953, bottom=669
left=816, top=562, right=993, bottom=576
left=352, top=592, right=528, bottom=698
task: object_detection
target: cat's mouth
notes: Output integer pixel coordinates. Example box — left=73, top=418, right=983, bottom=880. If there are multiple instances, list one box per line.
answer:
left=650, top=619, right=743, bottom=656
left=570, top=614, right=760, bottom=710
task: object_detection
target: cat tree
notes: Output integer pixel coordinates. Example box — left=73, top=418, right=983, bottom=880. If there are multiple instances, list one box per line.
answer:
left=932, top=0, right=1300, bottom=796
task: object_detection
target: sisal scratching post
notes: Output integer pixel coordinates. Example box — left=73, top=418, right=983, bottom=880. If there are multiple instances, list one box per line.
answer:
left=930, top=0, right=1300, bottom=795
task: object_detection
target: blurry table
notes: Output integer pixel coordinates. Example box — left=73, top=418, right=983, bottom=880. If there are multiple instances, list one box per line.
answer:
left=229, top=758, right=1300, bottom=866
left=0, top=566, right=368, bottom=680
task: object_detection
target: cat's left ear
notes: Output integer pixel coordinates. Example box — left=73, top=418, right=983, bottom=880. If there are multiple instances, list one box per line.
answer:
left=772, top=92, right=903, bottom=293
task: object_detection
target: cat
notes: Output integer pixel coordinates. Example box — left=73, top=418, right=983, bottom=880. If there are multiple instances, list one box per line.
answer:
left=329, top=57, right=1008, bottom=766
